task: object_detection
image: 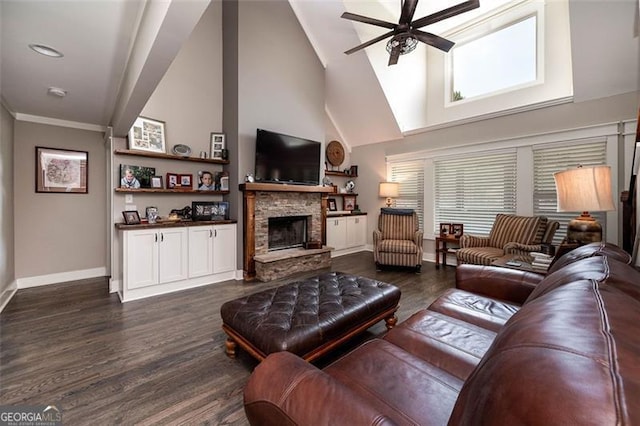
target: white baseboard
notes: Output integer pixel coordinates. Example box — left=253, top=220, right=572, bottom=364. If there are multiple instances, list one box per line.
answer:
left=0, top=281, right=18, bottom=313
left=16, top=267, right=108, bottom=289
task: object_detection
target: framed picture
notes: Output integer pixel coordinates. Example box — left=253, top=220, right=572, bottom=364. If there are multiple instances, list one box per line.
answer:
left=211, top=201, right=229, bottom=220
left=452, top=223, right=464, bottom=238
left=210, top=133, right=226, bottom=159
left=166, top=173, right=178, bottom=189
left=191, top=201, right=216, bottom=221
left=36, top=146, right=88, bottom=193
left=179, top=174, right=192, bottom=189
left=349, top=165, right=358, bottom=177
left=328, top=199, right=337, bottom=211
left=343, top=195, right=356, bottom=211
left=145, top=206, right=158, bottom=219
left=127, top=116, right=166, bottom=153
left=197, top=170, right=215, bottom=191
left=122, top=210, right=141, bottom=225
left=151, top=176, right=163, bottom=189
left=216, top=171, right=229, bottom=191
left=439, top=223, right=451, bottom=237
left=120, top=164, right=156, bottom=188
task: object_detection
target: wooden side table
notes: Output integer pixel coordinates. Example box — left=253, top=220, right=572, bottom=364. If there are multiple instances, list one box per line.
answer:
left=435, top=236, right=460, bottom=268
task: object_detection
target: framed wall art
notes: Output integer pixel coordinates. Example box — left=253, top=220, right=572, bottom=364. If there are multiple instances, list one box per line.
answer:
left=210, top=133, right=226, bottom=159
left=36, top=146, right=88, bottom=194
left=127, top=116, right=166, bottom=153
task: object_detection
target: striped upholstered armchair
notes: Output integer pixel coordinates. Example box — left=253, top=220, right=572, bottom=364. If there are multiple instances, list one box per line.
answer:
left=373, top=209, right=423, bottom=272
left=455, top=214, right=559, bottom=266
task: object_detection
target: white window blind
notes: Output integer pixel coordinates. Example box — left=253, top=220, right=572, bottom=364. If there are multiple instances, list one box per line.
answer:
left=434, top=151, right=517, bottom=235
left=389, top=161, right=425, bottom=230
left=533, top=142, right=607, bottom=244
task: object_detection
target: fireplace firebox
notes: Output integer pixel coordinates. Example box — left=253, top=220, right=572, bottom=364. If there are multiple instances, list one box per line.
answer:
left=268, top=216, right=308, bottom=251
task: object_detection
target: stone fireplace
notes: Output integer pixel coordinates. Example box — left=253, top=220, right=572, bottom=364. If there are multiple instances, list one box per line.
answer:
left=241, top=183, right=334, bottom=281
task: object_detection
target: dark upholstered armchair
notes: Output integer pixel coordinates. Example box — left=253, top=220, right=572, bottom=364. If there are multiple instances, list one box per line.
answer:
left=456, top=214, right=559, bottom=266
left=373, top=209, right=423, bottom=271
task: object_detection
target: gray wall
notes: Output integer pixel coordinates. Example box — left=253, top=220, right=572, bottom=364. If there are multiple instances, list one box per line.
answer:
left=13, top=121, right=106, bottom=279
left=0, top=103, right=15, bottom=301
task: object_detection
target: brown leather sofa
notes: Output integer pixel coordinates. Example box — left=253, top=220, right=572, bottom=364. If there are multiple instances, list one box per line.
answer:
left=243, top=242, right=640, bottom=425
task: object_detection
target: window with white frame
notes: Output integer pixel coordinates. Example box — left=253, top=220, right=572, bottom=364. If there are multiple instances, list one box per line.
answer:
left=434, top=151, right=517, bottom=235
left=451, top=15, right=538, bottom=102
left=533, top=141, right=608, bottom=244
left=389, top=160, right=425, bottom=230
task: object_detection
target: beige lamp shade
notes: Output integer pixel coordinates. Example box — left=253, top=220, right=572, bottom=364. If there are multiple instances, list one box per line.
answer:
left=553, top=165, right=615, bottom=212
left=553, top=165, right=615, bottom=244
left=379, top=182, right=399, bottom=207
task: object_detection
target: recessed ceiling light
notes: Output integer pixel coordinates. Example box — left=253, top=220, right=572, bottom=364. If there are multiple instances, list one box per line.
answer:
left=47, top=87, right=67, bottom=98
left=29, top=43, right=64, bottom=58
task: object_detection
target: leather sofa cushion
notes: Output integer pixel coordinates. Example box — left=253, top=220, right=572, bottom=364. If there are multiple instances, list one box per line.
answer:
left=549, top=241, right=632, bottom=273
left=383, top=310, right=496, bottom=380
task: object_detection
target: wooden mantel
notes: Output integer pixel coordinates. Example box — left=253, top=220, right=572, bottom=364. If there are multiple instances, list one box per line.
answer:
left=240, top=183, right=334, bottom=280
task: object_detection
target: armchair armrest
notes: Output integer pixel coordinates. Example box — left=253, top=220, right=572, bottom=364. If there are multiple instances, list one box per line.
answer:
left=244, top=352, right=395, bottom=426
left=460, top=234, right=490, bottom=248
left=455, top=264, right=545, bottom=305
left=373, top=229, right=382, bottom=245
left=503, top=242, right=542, bottom=256
left=414, top=230, right=424, bottom=247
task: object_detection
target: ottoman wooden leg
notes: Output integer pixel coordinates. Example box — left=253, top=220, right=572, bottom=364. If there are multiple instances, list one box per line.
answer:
left=225, top=337, right=237, bottom=359
left=385, top=315, right=398, bottom=330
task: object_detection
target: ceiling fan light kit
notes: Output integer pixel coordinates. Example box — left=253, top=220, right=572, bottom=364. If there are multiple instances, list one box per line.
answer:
left=342, top=0, right=480, bottom=65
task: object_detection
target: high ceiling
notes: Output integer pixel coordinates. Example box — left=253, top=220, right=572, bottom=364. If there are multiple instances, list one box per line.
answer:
left=1, top=0, right=638, bottom=146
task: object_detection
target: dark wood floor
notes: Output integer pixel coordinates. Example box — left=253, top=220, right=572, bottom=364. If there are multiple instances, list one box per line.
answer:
left=0, top=252, right=455, bottom=425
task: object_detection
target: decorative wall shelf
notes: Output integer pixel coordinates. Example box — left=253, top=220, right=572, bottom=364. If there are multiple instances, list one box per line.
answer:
left=114, top=149, right=230, bottom=165
left=325, top=170, right=357, bottom=178
left=115, top=188, right=229, bottom=195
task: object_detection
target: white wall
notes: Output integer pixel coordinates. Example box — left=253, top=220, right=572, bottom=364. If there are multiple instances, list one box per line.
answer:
left=0, top=103, right=15, bottom=307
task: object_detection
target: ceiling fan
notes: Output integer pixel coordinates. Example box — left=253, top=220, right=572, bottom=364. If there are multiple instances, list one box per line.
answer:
left=341, top=0, right=480, bottom=66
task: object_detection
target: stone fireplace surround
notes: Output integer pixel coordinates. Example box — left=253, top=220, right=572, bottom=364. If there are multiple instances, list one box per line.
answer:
left=240, top=183, right=334, bottom=281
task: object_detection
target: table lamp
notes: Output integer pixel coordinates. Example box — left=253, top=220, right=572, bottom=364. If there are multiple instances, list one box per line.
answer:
left=379, top=182, right=399, bottom=207
left=553, top=165, right=615, bottom=244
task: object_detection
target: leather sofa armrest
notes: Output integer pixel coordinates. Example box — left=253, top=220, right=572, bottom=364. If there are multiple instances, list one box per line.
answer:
left=460, top=234, right=490, bottom=248
left=455, top=264, right=545, bottom=305
left=244, top=352, right=395, bottom=426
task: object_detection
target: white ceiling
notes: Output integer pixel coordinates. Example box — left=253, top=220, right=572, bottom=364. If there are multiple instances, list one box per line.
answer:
left=1, top=0, right=638, bottom=145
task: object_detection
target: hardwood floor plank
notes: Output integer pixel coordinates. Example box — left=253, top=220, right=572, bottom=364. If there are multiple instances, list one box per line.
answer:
left=0, top=252, right=455, bottom=424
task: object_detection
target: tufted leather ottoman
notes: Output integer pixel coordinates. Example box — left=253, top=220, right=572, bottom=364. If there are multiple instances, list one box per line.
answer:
left=220, top=272, right=401, bottom=362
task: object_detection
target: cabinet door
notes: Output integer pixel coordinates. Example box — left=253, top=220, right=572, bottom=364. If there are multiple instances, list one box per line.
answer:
left=326, top=218, right=347, bottom=250
left=158, top=227, right=188, bottom=284
left=347, top=216, right=367, bottom=247
left=124, top=229, right=159, bottom=290
left=188, top=226, right=214, bottom=278
left=213, top=224, right=237, bottom=273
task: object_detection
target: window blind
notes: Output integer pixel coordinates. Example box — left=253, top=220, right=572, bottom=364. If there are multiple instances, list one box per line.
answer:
left=533, top=141, right=607, bottom=244
left=434, top=151, right=517, bottom=235
left=389, top=160, right=425, bottom=230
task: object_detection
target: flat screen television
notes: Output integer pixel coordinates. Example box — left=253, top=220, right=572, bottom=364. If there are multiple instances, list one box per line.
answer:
left=254, top=128, right=321, bottom=185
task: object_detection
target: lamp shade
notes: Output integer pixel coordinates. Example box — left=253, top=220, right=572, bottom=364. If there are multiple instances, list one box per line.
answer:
left=379, top=182, right=399, bottom=198
left=553, top=166, right=615, bottom=212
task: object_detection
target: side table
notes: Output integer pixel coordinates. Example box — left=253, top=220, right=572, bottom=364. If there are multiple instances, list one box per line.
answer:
left=435, top=236, right=460, bottom=268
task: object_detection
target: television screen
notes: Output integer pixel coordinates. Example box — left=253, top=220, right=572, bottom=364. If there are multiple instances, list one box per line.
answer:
left=255, top=129, right=321, bottom=185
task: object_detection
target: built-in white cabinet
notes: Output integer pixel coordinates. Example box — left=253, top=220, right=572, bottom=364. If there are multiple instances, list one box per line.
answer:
left=326, top=215, right=367, bottom=256
left=121, top=223, right=236, bottom=302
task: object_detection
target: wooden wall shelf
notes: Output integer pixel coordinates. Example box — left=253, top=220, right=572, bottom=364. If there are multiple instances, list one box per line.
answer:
left=325, top=170, right=357, bottom=178
left=114, top=149, right=229, bottom=165
left=328, top=193, right=358, bottom=197
left=115, top=188, right=229, bottom=195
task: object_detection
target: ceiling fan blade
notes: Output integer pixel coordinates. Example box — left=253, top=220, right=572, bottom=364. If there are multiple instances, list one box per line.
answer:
left=344, top=30, right=395, bottom=55
left=341, top=12, right=396, bottom=29
left=399, top=0, right=419, bottom=25
left=388, top=47, right=401, bottom=66
left=412, top=30, right=455, bottom=52
left=411, top=0, right=480, bottom=29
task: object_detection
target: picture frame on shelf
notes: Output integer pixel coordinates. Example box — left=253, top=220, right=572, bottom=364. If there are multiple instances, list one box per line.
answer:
left=179, top=174, right=192, bottom=189
left=211, top=201, right=229, bottom=220
left=145, top=206, right=158, bottom=219
left=216, top=171, right=229, bottom=191
left=120, top=164, right=156, bottom=188
left=452, top=223, right=464, bottom=238
left=210, top=133, right=225, bottom=159
left=150, top=176, right=163, bottom=189
left=127, top=116, right=166, bottom=154
left=328, top=199, right=337, bottom=211
left=166, top=173, right=178, bottom=189
left=197, top=170, right=215, bottom=191
left=122, top=210, right=141, bottom=225
left=36, top=146, right=88, bottom=194
left=349, top=165, right=358, bottom=177
left=343, top=195, right=356, bottom=211
left=191, top=201, right=216, bottom=221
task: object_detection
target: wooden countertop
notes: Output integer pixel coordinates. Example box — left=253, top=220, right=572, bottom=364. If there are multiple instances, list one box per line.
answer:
left=115, top=219, right=236, bottom=230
